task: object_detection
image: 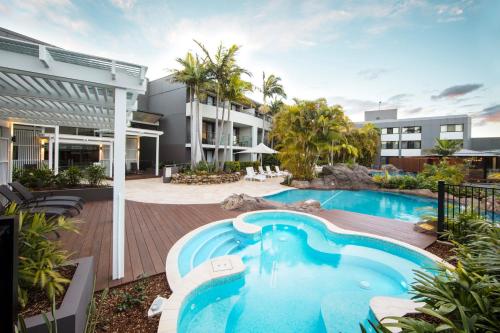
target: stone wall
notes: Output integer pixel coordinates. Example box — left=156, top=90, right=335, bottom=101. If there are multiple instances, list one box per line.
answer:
left=171, top=172, right=241, bottom=185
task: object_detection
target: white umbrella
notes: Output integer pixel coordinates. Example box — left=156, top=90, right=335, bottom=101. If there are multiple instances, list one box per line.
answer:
left=236, top=143, right=277, bottom=165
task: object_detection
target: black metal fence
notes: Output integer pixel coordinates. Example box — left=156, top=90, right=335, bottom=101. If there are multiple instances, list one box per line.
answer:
left=437, top=180, right=497, bottom=233
left=0, top=216, right=18, bottom=333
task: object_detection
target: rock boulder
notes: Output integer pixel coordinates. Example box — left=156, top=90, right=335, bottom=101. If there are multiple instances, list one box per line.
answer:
left=319, top=164, right=376, bottom=189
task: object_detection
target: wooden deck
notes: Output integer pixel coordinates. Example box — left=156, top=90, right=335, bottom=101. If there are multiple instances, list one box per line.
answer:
left=60, top=200, right=436, bottom=291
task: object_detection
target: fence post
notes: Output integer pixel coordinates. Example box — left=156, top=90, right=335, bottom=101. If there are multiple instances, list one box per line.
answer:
left=0, top=215, right=18, bottom=333
left=437, top=180, right=445, bottom=235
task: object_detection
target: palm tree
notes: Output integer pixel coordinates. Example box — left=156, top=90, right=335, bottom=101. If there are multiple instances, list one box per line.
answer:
left=170, top=52, right=209, bottom=167
left=432, top=139, right=462, bottom=157
left=195, top=41, right=250, bottom=169
left=221, top=75, right=253, bottom=164
left=259, top=73, right=286, bottom=143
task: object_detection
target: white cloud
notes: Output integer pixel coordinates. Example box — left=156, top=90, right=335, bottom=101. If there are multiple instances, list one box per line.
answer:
left=111, top=0, right=136, bottom=10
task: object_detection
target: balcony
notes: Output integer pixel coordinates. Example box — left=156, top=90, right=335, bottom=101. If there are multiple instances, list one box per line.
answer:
left=381, top=134, right=399, bottom=141
left=401, top=133, right=421, bottom=141
left=380, top=149, right=399, bottom=157
left=401, top=149, right=422, bottom=156
left=233, top=135, right=251, bottom=147
left=440, top=131, right=463, bottom=140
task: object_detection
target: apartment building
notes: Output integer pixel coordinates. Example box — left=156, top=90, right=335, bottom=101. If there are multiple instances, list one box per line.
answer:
left=140, top=76, right=272, bottom=164
left=356, top=109, right=472, bottom=165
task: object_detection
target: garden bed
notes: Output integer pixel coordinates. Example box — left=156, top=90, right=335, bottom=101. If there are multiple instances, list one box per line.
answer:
left=90, top=274, right=172, bottom=333
left=171, top=172, right=241, bottom=185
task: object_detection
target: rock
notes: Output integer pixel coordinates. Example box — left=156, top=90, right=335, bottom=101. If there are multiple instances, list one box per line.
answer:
left=221, top=194, right=323, bottom=213
left=171, top=172, right=241, bottom=184
left=291, top=180, right=311, bottom=188
left=319, top=164, right=376, bottom=190
left=381, top=164, right=399, bottom=173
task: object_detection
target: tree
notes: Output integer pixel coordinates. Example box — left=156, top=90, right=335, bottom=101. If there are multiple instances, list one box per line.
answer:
left=272, top=99, right=347, bottom=180
left=347, top=123, right=380, bottom=167
left=259, top=73, right=286, bottom=143
left=170, top=52, right=209, bottom=167
left=221, top=74, right=253, bottom=164
left=432, top=138, right=462, bottom=157
left=195, top=41, right=250, bottom=169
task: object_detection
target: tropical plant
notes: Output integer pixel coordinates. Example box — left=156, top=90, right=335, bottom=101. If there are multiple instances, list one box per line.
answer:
left=258, top=72, right=286, bottom=143
left=84, top=164, right=107, bottom=187
left=419, top=160, right=465, bottom=191
left=348, top=123, right=380, bottom=167
left=170, top=52, right=209, bottom=167
left=2, top=204, right=78, bottom=308
left=272, top=99, right=349, bottom=180
left=224, top=161, right=241, bottom=172
left=195, top=41, right=250, bottom=170
left=64, top=166, right=82, bottom=187
left=431, top=139, right=463, bottom=156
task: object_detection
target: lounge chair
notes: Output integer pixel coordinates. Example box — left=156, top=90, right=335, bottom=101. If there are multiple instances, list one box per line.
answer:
left=9, top=181, right=84, bottom=205
left=265, top=166, right=277, bottom=177
left=244, top=167, right=266, bottom=182
left=0, top=185, right=82, bottom=215
left=0, top=198, right=72, bottom=218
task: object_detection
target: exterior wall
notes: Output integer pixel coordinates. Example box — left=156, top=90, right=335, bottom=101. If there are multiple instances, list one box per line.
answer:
left=470, top=137, right=500, bottom=151
left=146, top=78, right=189, bottom=163
left=0, top=123, right=10, bottom=185
left=364, top=109, right=398, bottom=121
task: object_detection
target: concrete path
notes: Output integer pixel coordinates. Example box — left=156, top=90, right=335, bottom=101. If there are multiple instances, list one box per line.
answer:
left=125, top=177, right=289, bottom=204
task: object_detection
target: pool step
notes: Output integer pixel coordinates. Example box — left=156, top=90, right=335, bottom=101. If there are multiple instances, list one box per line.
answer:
left=190, top=230, right=239, bottom=270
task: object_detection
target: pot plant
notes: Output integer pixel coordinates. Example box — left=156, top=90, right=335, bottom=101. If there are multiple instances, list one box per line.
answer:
left=3, top=204, right=94, bottom=333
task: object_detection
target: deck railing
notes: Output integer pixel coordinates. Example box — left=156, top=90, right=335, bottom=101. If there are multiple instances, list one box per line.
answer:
left=437, top=180, right=497, bottom=233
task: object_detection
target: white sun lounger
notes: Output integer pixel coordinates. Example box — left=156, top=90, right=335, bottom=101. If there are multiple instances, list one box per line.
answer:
left=264, top=165, right=277, bottom=177
left=274, top=166, right=288, bottom=177
left=245, top=167, right=266, bottom=182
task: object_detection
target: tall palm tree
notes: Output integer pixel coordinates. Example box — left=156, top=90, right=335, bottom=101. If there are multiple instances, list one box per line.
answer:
left=170, top=52, right=209, bottom=167
left=195, top=41, right=250, bottom=169
left=432, top=138, right=462, bottom=157
left=221, top=74, right=253, bottom=163
left=259, top=73, right=286, bottom=143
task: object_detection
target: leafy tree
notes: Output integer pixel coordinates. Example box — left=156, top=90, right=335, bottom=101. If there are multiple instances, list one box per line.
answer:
left=347, top=123, right=380, bottom=167
left=170, top=52, right=209, bottom=167
left=258, top=72, right=286, bottom=143
left=432, top=138, right=463, bottom=157
left=272, top=99, right=347, bottom=180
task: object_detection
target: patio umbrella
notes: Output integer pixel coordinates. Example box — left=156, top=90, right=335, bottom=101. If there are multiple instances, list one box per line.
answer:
left=236, top=143, right=277, bottom=165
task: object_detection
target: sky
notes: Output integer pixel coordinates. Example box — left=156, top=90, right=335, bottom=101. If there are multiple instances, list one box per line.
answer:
left=1, top=0, right=499, bottom=137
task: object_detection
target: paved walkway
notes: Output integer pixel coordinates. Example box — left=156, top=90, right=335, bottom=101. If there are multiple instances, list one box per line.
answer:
left=125, top=177, right=289, bottom=204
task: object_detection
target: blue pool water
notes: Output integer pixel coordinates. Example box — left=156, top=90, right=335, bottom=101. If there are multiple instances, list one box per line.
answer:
left=177, top=212, right=437, bottom=333
left=265, top=189, right=437, bottom=222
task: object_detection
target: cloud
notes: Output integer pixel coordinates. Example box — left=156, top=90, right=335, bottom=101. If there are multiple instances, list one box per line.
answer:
left=387, top=93, right=412, bottom=103
left=111, top=0, right=136, bottom=10
left=431, top=84, right=483, bottom=100
left=357, top=68, right=390, bottom=80
left=475, top=104, right=500, bottom=124
left=435, top=2, right=470, bottom=23
left=406, top=107, right=423, bottom=114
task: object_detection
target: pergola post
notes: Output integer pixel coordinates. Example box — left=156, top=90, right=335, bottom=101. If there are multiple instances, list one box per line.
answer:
left=155, top=135, right=159, bottom=176
left=48, top=136, right=53, bottom=170
left=54, top=125, right=59, bottom=174
left=109, top=144, right=114, bottom=178
left=112, top=88, right=127, bottom=280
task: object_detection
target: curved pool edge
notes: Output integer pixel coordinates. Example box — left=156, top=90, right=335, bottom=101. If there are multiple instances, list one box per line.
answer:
left=160, top=209, right=450, bottom=333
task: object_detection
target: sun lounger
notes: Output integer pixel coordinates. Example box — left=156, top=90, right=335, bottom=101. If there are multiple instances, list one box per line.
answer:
left=0, top=185, right=82, bottom=215
left=9, top=181, right=84, bottom=205
left=0, top=197, right=71, bottom=218
left=265, top=166, right=277, bottom=177
left=244, top=167, right=266, bottom=182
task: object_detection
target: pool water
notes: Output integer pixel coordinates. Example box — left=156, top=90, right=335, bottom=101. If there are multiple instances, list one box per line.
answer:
left=177, top=212, right=437, bottom=333
left=265, top=189, right=437, bottom=222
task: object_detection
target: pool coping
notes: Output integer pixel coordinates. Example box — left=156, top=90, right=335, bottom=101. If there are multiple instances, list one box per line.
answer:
left=161, top=209, right=450, bottom=332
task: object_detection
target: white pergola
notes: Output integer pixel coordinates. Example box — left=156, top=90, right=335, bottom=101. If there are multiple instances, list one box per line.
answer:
left=0, top=36, right=148, bottom=279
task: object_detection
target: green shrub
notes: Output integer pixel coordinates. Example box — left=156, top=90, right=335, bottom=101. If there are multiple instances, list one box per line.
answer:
left=194, top=161, right=216, bottom=174
left=262, top=154, right=280, bottom=167
left=224, top=161, right=241, bottom=172
left=85, top=164, right=107, bottom=187
left=13, top=166, right=55, bottom=189
left=2, top=204, right=78, bottom=308
left=419, top=160, right=465, bottom=192
left=64, top=166, right=83, bottom=187
left=239, top=161, right=260, bottom=170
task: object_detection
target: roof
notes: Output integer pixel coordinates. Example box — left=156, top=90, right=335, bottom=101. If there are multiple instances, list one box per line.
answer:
left=453, top=149, right=500, bottom=157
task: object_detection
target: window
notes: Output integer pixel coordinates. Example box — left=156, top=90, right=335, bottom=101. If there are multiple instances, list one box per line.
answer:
left=381, top=127, right=399, bottom=135
left=206, top=95, right=215, bottom=106
left=231, top=103, right=238, bottom=111
left=441, top=124, right=463, bottom=132
left=401, top=141, right=421, bottom=149
left=402, top=126, right=421, bottom=134
left=381, top=141, right=399, bottom=149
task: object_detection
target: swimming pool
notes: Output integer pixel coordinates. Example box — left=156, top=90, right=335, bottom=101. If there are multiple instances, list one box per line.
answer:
left=265, top=189, right=437, bottom=222
left=166, top=211, right=441, bottom=333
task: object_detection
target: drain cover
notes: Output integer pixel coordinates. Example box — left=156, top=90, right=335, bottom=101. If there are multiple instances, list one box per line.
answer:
left=211, top=258, right=233, bottom=272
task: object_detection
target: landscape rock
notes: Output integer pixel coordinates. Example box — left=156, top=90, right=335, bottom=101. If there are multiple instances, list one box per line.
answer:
left=381, top=164, right=400, bottom=173
left=221, top=194, right=323, bottom=213
left=171, top=172, right=241, bottom=185
left=319, top=164, right=376, bottom=189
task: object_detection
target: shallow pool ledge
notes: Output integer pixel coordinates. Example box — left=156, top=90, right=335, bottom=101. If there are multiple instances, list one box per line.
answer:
left=233, top=214, right=261, bottom=240
left=157, top=255, right=245, bottom=333
left=369, top=296, right=425, bottom=333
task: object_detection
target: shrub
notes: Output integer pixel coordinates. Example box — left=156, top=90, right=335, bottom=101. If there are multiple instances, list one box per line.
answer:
left=85, top=164, right=107, bottom=187
left=373, top=173, right=420, bottom=190
left=2, top=204, right=78, bottom=308
left=419, top=160, right=465, bottom=192
left=239, top=161, right=260, bottom=171
left=64, top=166, right=83, bottom=187
left=194, top=161, right=216, bottom=174
left=224, top=161, right=241, bottom=172
left=262, top=154, right=280, bottom=167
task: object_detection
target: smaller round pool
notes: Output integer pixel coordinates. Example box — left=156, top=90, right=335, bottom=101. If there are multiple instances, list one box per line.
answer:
left=264, top=189, right=437, bottom=222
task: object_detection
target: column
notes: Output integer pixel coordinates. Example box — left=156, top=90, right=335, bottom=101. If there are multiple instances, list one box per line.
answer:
left=155, top=135, right=160, bottom=176
left=54, top=125, right=59, bottom=175
left=251, top=126, right=258, bottom=162
left=48, top=136, right=53, bottom=170
left=228, top=121, right=234, bottom=161
left=112, top=88, right=127, bottom=280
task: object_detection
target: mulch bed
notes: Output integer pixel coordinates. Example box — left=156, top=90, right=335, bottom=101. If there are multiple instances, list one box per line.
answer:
left=93, top=274, right=172, bottom=333
left=18, top=264, right=77, bottom=318
left=425, top=241, right=457, bottom=265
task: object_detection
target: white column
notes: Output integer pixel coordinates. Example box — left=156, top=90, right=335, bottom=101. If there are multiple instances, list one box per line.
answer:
left=136, top=136, right=140, bottom=171
left=251, top=126, right=258, bottom=162
left=109, top=143, right=113, bottom=178
left=48, top=137, right=53, bottom=170
left=228, top=121, right=234, bottom=161
left=54, top=125, right=59, bottom=175
left=8, top=122, right=14, bottom=182
left=155, top=135, right=159, bottom=176
left=112, top=88, right=127, bottom=280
